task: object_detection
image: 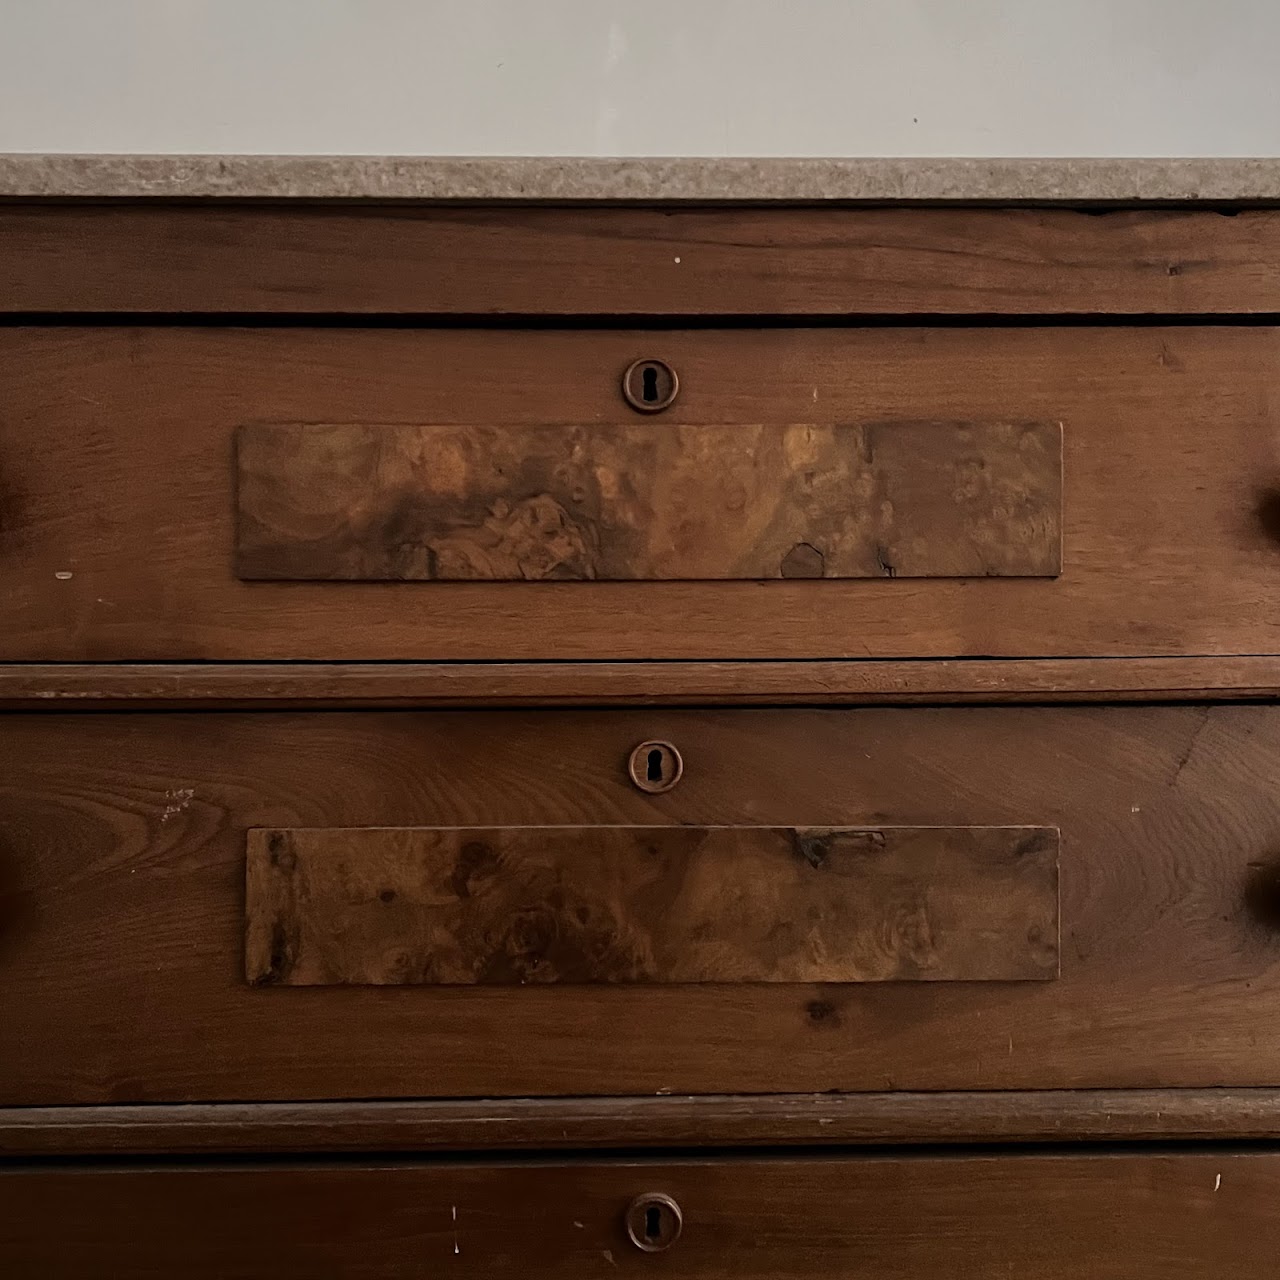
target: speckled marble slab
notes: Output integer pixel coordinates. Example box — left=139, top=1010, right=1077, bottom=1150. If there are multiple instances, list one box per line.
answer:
left=1, top=155, right=1279, bottom=202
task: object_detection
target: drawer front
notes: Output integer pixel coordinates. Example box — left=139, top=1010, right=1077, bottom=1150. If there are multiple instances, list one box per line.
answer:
left=4, top=1152, right=1279, bottom=1278
left=3, top=325, right=1279, bottom=659
left=3, top=705, right=1280, bottom=1103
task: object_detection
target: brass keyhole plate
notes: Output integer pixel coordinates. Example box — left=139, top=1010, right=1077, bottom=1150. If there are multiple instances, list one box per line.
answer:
left=628, top=740, right=684, bottom=794
left=625, top=1192, right=683, bottom=1252
left=622, top=358, right=679, bottom=413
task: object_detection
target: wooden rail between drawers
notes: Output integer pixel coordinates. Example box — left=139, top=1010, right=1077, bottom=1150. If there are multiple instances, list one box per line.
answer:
left=5, top=1091, right=1280, bottom=1155
left=6, top=205, right=1280, bottom=314
left=6, top=657, right=1280, bottom=708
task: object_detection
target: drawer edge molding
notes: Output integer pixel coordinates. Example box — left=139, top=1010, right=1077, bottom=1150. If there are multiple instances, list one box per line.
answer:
left=5, top=1090, right=1280, bottom=1157
left=4, top=657, right=1280, bottom=710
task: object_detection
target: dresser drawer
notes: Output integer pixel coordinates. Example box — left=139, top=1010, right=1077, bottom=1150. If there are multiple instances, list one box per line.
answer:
left=3, top=704, right=1280, bottom=1103
left=4, top=1151, right=1279, bottom=1278
left=4, top=325, right=1280, bottom=660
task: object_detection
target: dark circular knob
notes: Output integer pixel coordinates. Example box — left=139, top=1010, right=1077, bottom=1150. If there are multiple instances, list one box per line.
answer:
left=622, top=358, right=679, bottom=413
left=627, top=740, right=683, bottom=794
left=1245, top=857, right=1280, bottom=929
left=625, top=1193, right=683, bottom=1252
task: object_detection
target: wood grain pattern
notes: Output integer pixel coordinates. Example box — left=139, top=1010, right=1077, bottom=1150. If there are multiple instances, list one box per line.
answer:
left=3, top=705, right=1280, bottom=1102
left=5, top=1152, right=1280, bottom=1279
left=6, top=656, right=1280, bottom=708
left=235, top=421, right=1062, bottom=581
left=7, top=205, right=1280, bottom=315
left=245, top=825, right=1059, bottom=985
left=7, top=1090, right=1280, bottom=1156
left=4, top=325, right=1278, bottom=660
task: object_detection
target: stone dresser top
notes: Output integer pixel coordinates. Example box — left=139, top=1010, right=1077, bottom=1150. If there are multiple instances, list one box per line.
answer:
left=1, top=155, right=1279, bottom=202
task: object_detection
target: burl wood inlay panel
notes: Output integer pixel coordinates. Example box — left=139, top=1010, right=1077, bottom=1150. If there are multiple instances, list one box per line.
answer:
left=235, top=421, right=1062, bottom=581
left=244, top=825, right=1060, bottom=986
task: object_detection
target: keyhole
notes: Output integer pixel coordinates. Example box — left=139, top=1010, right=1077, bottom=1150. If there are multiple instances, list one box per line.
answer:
left=645, top=1205, right=662, bottom=1241
left=625, top=1193, right=683, bottom=1253
left=621, top=357, right=679, bottom=413
left=627, top=741, right=684, bottom=794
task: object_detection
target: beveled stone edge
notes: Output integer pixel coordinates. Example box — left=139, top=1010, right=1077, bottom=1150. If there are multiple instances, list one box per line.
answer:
left=2, top=154, right=1280, bottom=202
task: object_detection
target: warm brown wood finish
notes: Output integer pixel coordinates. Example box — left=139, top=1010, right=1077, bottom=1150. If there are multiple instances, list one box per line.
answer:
left=8, top=200, right=1280, bottom=1253
left=245, top=824, right=1059, bottom=986
left=4, top=1152, right=1280, bottom=1278
left=8, top=656, right=1280, bottom=708
left=6, top=325, right=1280, bottom=659
left=9, top=1090, right=1280, bottom=1156
left=3, top=705, right=1280, bottom=1103
left=7, top=205, right=1280, bottom=315
left=236, top=420, right=1062, bottom=581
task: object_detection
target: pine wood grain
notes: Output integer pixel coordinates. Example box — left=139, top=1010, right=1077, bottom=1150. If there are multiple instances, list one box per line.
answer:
left=5, top=205, right=1280, bottom=315
left=4, top=1152, right=1279, bottom=1278
left=3, top=705, right=1280, bottom=1102
left=235, top=420, right=1061, bottom=581
left=5, top=325, right=1280, bottom=660
left=244, top=824, right=1059, bottom=985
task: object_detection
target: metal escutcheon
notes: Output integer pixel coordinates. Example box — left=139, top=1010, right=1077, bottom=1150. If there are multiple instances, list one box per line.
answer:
left=625, top=1193, right=683, bottom=1252
left=627, top=741, right=684, bottom=794
left=622, top=358, right=679, bottom=413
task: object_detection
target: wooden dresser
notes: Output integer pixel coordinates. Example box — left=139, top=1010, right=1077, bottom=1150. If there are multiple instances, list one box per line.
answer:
left=6, top=155, right=1280, bottom=1276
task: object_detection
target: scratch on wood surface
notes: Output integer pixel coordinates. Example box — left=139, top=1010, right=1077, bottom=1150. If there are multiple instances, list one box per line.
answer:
left=1170, top=706, right=1212, bottom=787
left=160, top=787, right=194, bottom=823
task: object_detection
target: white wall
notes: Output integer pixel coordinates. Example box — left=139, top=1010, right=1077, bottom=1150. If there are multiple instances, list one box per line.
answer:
left=1, top=0, right=1278, bottom=157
